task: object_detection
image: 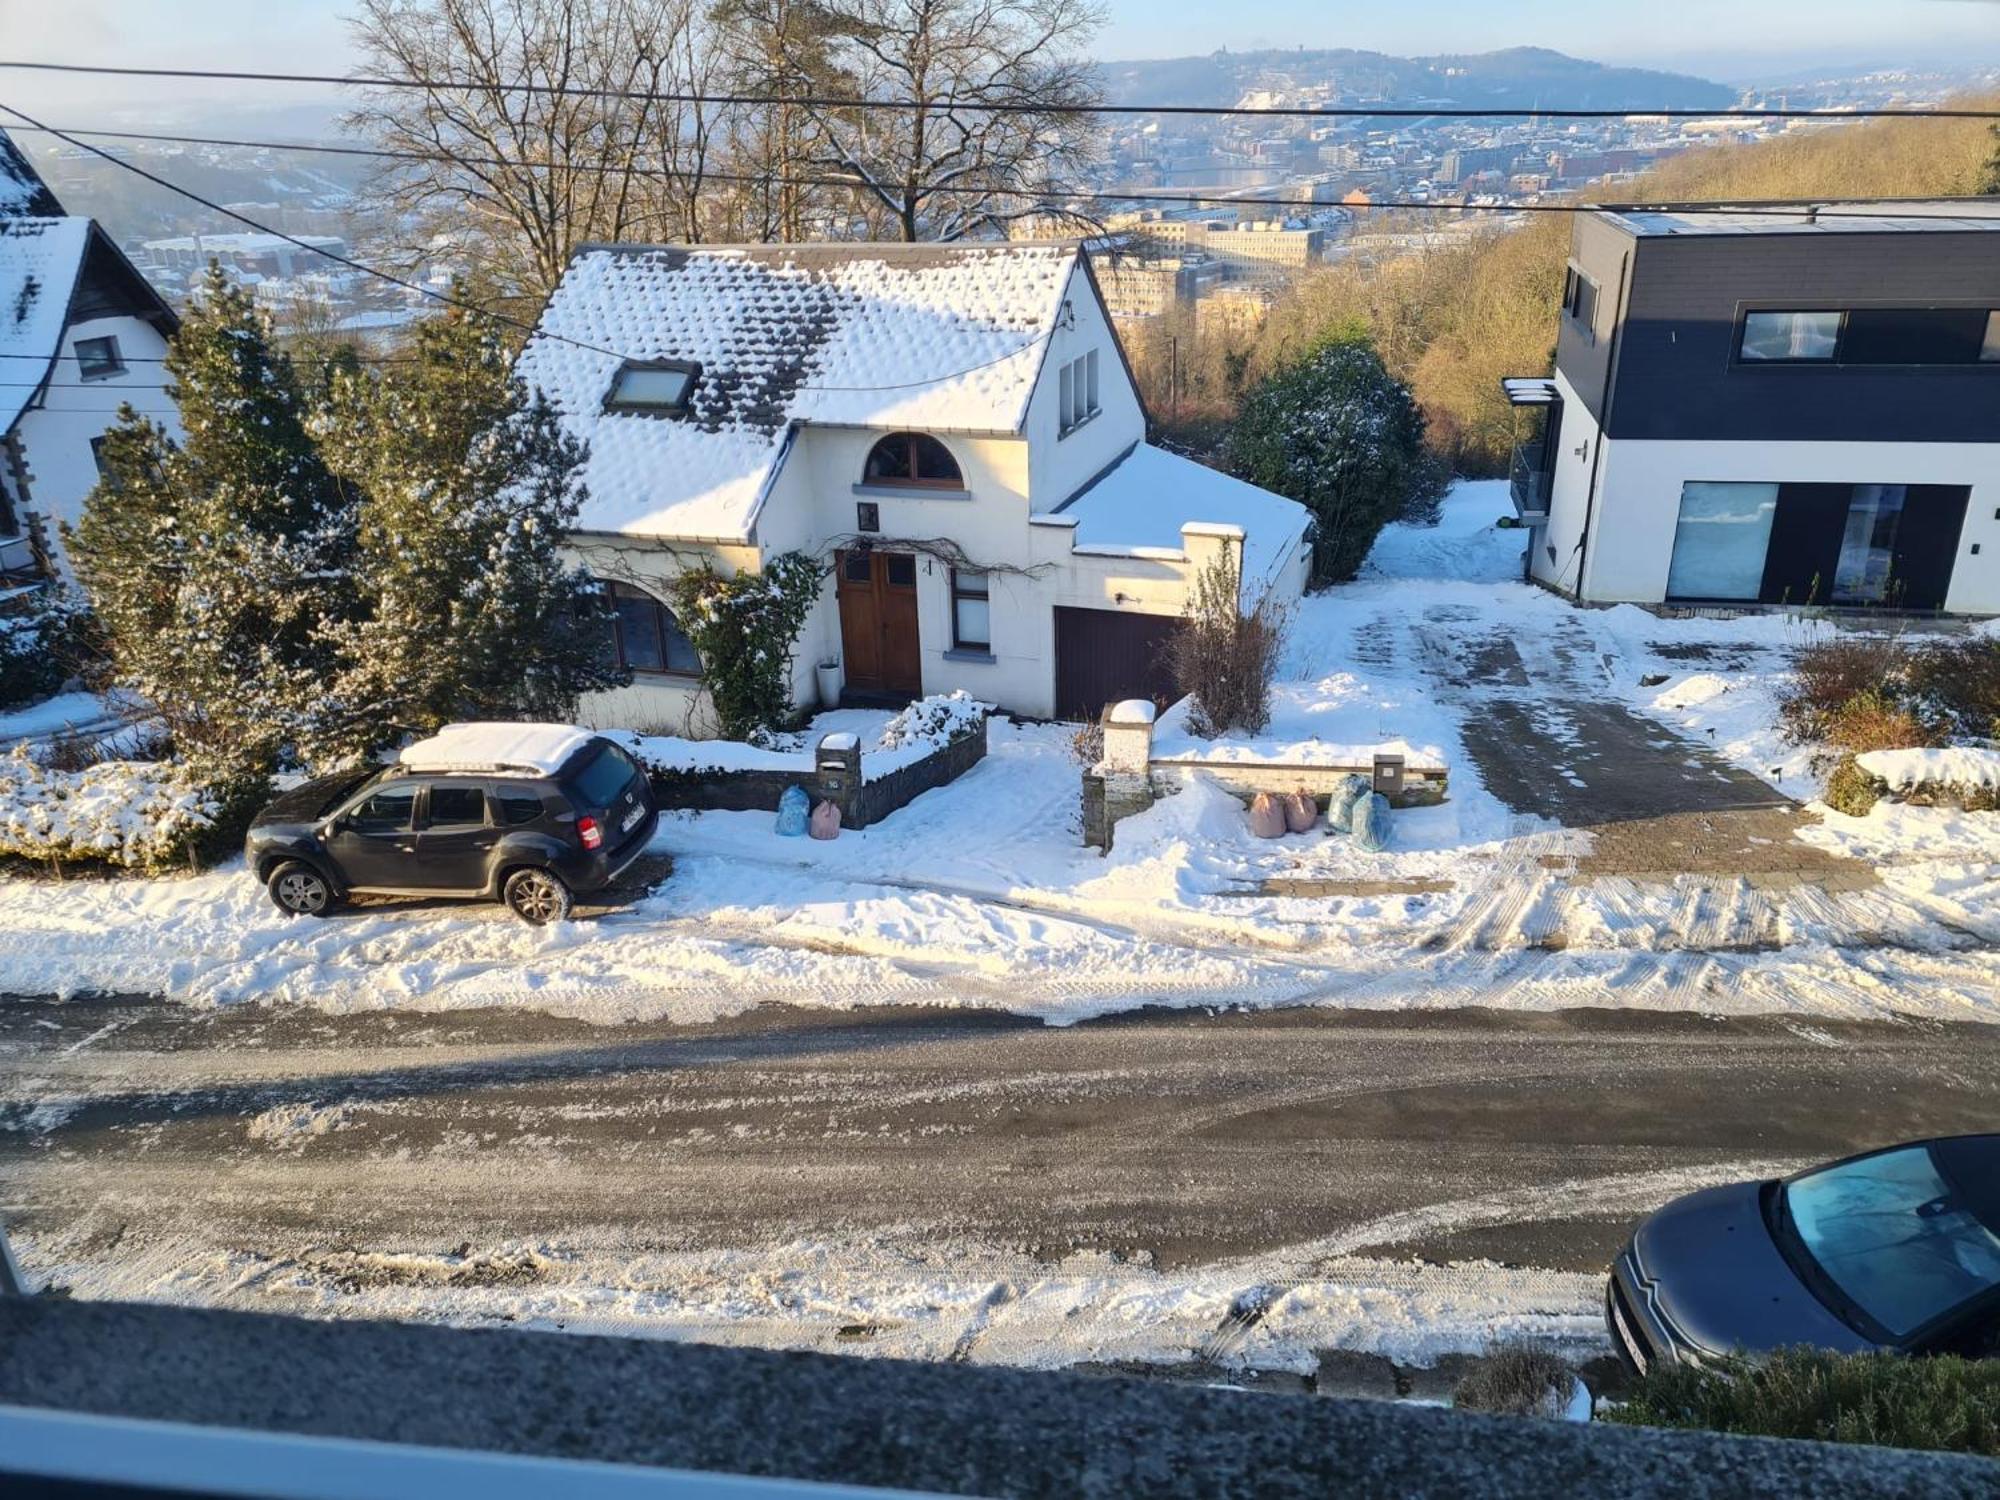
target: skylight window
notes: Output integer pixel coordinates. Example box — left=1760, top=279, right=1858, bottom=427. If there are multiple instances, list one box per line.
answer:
left=604, top=359, right=700, bottom=415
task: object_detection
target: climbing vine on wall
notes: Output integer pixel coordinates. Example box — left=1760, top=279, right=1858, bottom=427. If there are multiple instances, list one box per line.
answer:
left=666, top=551, right=823, bottom=741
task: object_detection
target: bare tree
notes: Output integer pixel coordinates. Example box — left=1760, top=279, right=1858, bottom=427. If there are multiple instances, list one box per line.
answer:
left=773, top=0, right=1106, bottom=242
left=347, top=0, right=720, bottom=310
left=711, top=0, right=857, bottom=241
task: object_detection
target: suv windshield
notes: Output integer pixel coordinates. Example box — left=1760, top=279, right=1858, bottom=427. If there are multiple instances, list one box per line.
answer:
left=566, top=742, right=640, bottom=811
left=1784, top=1145, right=2000, bottom=1339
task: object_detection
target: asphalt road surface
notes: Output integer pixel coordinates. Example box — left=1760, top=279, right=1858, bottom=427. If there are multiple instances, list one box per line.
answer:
left=6, top=995, right=1999, bottom=1282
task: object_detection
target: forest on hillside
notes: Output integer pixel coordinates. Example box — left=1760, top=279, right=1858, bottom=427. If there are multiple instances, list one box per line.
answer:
left=1134, top=104, right=2000, bottom=474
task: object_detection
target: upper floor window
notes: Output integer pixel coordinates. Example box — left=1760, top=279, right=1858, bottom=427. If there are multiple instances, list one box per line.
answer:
left=1739, top=308, right=1999, bottom=366
left=605, top=580, right=700, bottom=675
left=1740, top=310, right=1842, bottom=363
left=863, top=432, right=963, bottom=488
left=1560, top=266, right=1598, bottom=335
left=73, top=336, right=124, bottom=379
left=1058, top=350, right=1100, bottom=436
left=604, top=358, right=699, bottom=415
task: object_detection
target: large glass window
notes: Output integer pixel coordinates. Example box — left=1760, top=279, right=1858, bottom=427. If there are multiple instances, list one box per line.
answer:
left=1831, top=484, right=1907, bottom=605
left=863, top=433, right=962, bottom=487
left=607, top=582, right=699, bottom=675
left=950, top=568, right=990, bottom=651
left=1786, top=1145, right=2000, bottom=1340
left=1739, top=311, right=1842, bottom=362
left=1665, top=482, right=1779, bottom=601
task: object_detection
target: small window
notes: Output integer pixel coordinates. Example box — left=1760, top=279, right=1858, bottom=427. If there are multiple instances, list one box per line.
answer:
left=844, top=552, right=872, bottom=583
left=350, top=786, right=416, bottom=832
left=427, top=786, right=488, bottom=827
left=885, top=554, right=916, bottom=588
left=604, top=359, right=699, bottom=414
left=1981, top=311, right=1999, bottom=364
left=1058, top=352, right=1101, bottom=436
left=73, top=336, right=123, bottom=379
left=607, top=581, right=699, bottom=675
left=1740, top=311, right=1841, bottom=362
left=1561, top=266, right=1598, bottom=335
left=89, top=435, right=112, bottom=480
left=863, top=432, right=962, bottom=488
left=950, top=568, right=990, bottom=651
left=498, top=793, right=544, bottom=826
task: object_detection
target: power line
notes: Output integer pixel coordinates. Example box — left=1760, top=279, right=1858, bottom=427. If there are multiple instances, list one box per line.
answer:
left=4, top=58, right=1997, bottom=120
left=10, top=120, right=1991, bottom=221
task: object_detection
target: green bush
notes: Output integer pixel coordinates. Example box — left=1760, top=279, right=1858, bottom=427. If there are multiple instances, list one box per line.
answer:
left=0, top=748, right=267, bottom=876
left=1608, top=1347, right=2000, bottom=1457
left=1822, top=754, right=1887, bottom=817
left=0, top=588, right=95, bottom=710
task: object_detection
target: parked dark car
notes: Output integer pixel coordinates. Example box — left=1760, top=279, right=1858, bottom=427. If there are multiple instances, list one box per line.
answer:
left=244, top=724, right=657, bottom=925
left=1608, top=1135, right=2000, bottom=1373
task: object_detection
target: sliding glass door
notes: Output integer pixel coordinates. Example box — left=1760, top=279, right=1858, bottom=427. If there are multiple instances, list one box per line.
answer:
left=1666, top=482, right=1780, bottom=601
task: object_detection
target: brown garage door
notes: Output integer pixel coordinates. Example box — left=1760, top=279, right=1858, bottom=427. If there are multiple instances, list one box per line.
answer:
left=1053, top=606, right=1180, bottom=723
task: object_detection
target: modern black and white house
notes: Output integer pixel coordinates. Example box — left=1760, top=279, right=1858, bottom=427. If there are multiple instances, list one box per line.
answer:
left=1505, top=200, right=1999, bottom=614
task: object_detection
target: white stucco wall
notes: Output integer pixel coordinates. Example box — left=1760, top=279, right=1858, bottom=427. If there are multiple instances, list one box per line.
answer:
left=1526, top=368, right=1604, bottom=598
left=1021, top=261, right=1148, bottom=512
left=1576, top=436, right=2000, bottom=611
left=8, top=314, right=181, bottom=566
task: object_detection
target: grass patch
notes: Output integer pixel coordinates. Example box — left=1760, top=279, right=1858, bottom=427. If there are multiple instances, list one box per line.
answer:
left=1452, top=1342, right=1580, bottom=1419
left=1608, top=1347, right=2000, bottom=1457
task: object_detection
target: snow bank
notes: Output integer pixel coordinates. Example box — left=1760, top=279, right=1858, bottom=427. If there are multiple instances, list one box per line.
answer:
left=0, top=749, right=219, bottom=872
left=1857, top=747, right=2000, bottom=792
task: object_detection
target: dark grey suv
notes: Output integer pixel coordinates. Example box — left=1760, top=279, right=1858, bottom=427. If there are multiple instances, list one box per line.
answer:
left=244, top=724, right=657, bottom=925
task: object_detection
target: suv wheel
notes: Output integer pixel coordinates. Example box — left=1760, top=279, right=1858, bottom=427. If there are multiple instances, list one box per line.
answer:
left=269, top=861, right=336, bottom=918
left=504, top=867, right=572, bottom=926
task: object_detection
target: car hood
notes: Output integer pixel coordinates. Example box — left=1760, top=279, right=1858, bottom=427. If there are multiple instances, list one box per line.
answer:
left=251, top=769, right=375, bottom=829
left=1632, top=1181, right=1876, bottom=1359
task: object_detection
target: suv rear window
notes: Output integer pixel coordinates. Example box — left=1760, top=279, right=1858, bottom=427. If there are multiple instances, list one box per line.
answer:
left=566, top=743, right=640, bottom=810
left=497, top=793, right=544, bottom=826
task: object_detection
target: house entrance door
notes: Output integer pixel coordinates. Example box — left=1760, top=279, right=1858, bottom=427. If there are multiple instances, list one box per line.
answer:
left=835, top=548, right=922, bottom=697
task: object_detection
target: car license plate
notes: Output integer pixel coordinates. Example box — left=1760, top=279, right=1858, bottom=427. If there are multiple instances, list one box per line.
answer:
left=620, top=803, right=644, bottom=833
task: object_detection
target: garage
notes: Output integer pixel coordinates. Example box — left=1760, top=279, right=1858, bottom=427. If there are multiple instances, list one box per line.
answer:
left=1052, top=606, right=1181, bottom=723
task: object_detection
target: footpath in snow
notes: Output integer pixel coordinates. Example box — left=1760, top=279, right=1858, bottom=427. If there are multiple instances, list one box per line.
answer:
left=2, top=483, right=1998, bottom=1024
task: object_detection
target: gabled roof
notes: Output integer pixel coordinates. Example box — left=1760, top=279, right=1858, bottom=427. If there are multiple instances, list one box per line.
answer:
left=516, top=242, right=1083, bottom=542
left=0, top=216, right=93, bottom=434
left=0, top=129, right=62, bottom=218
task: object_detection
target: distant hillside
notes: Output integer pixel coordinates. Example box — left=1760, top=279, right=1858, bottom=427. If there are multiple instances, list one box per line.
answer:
left=1099, top=46, right=1736, bottom=113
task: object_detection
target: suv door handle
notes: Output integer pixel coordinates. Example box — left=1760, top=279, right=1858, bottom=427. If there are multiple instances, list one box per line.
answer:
left=395, top=840, right=417, bottom=852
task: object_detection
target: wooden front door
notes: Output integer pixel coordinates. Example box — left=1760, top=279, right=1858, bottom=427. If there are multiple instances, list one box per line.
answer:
left=836, top=548, right=922, bottom=697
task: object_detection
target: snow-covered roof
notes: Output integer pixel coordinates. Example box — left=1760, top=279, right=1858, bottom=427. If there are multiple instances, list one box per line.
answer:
left=398, top=722, right=599, bottom=776
left=1051, top=443, right=1311, bottom=598
left=0, top=129, right=61, bottom=217
left=0, top=216, right=92, bottom=435
left=516, top=243, right=1081, bottom=542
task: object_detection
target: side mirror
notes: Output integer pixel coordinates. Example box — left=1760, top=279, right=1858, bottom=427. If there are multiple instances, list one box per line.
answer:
left=320, top=817, right=344, bottom=839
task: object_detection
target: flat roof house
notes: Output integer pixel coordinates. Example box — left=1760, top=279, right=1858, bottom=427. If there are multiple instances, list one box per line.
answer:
left=0, top=129, right=181, bottom=584
left=1505, top=200, right=2000, bottom=614
left=517, top=241, right=1311, bottom=733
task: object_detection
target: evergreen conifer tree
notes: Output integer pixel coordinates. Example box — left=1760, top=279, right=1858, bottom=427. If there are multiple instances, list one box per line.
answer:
left=68, top=266, right=359, bottom=779
left=310, top=297, right=623, bottom=763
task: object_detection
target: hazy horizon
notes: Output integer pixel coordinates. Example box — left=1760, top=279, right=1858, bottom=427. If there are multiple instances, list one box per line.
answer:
left=0, top=0, right=1991, bottom=123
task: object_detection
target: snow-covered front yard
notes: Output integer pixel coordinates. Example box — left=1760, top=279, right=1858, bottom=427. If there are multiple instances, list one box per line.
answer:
left=4, top=482, right=1999, bottom=1024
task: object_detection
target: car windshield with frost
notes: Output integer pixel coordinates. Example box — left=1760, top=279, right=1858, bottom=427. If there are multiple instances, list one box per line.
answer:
left=1782, top=1138, right=2000, bottom=1341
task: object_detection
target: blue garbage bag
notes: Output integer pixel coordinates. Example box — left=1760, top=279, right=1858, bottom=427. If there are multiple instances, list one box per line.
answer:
left=1324, top=774, right=1371, bottom=835
left=775, top=785, right=811, bottom=837
left=1351, top=791, right=1392, bottom=853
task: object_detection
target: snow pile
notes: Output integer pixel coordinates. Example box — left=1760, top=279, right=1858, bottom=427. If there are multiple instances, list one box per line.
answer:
left=876, top=691, right=990, bottom=760
left=399, top=722, right=597, bottom=777
left=0, top=748, right=218, bottom=871
left=1856, top=746, right=2000, bottom=793
left=1153, top=681, right=1450, bottom=772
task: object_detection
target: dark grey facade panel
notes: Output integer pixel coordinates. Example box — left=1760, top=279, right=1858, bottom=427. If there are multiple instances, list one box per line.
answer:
left=1553, top=213, right=1634, bottom=424
left=1599, top=232, right=2000, bottom=443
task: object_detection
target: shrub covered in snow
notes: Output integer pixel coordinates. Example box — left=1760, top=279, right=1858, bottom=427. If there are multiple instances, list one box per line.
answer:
left=0, top=747, right=255, bottom=874
left=1168, top=549, right=1286, bottom=737
left=879, top=691, right=990, bottom=752
left=0, top=587, right=94, bottom=710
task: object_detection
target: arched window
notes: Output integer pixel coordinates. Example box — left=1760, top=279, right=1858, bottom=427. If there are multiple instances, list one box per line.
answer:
left=863, top=432, right=963, bottom=488
left=605, top=581, right=700, bottom=676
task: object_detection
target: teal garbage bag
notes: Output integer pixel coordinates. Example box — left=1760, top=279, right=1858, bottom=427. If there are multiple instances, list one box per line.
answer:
left=1325, top=774, right=1371, bottom=835
left=776, top=785, right=810, bottom=836
left=1351, top=791, right=1392, bottom=853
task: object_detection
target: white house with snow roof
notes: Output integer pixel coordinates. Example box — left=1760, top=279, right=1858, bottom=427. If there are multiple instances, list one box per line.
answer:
left=518, top=241, right=1311, bottom=730
left=0, top=129, right=181, bottom=583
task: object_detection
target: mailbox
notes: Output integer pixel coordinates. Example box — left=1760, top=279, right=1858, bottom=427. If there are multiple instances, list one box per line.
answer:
left=1372, top=753, right=1405, bottom=798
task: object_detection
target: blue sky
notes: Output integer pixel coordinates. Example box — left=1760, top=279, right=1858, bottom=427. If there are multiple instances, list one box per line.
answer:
left=0, top=0, right=1992, bottom=119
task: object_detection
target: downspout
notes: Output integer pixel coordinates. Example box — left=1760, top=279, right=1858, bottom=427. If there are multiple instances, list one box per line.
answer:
left=1571, top=247, right=1631, bottom=604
